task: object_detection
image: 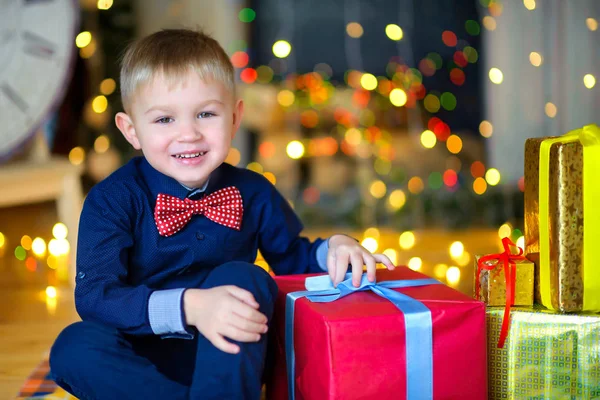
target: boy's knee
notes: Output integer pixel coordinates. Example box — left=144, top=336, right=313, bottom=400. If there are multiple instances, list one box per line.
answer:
left=211, top=261, right=278, bottom=308
left=50, top=321, right=116, bottom=380
left=50, top=322, right=87, bottom=378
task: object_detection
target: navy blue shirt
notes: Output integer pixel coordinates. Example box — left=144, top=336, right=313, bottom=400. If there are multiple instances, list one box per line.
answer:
left=74, top=157, right=328, bottom=337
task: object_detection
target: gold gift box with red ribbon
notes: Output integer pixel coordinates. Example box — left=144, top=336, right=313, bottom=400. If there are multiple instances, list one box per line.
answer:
left=473, top=237, right=534, bottom=348
left=475, top=256, right=534, bottom=307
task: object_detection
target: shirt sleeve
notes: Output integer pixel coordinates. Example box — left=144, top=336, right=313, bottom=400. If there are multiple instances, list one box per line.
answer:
left=148, top=288, right=190, bottom=336
left=74, top=186, right=190, bottom=338
left=256, top=178, right=326, bottom=275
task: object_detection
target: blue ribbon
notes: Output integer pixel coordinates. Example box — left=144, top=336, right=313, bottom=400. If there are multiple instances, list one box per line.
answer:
left=285, top=273, right=441, bottom=400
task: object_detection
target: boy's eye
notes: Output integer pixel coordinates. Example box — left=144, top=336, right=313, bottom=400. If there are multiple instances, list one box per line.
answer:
left=156, top=117, right=173, bottom=124
left=198, top=112, right=215, bottom=119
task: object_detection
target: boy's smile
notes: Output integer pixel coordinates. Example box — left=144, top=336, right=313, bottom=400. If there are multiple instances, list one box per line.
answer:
left=116, top=69, right=243, bottom=189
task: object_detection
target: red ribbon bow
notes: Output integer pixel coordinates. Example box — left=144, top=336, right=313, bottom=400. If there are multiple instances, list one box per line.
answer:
left=154, top=186, right=243, bottom=237
left=476, top=237, right=527, bottom=348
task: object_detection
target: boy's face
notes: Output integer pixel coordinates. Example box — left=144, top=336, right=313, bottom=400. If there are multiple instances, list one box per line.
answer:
left=115, top=70, right=243, bottom=188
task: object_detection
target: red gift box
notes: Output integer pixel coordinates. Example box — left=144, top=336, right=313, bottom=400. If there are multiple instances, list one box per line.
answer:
left=265, top=267, right=487, bottom=400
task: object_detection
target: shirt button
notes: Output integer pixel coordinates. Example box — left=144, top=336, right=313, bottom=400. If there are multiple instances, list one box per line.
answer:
left=77, top=272, right=86, bottom=279
left=196, top=232, right=205, bottom=240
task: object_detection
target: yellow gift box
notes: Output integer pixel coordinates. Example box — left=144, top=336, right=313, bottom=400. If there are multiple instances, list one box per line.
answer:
left=524, top=124, right=600, bottom=312
left=475, top=256, right=533, bottom=307
left=487, top=306, right=600, bottom=399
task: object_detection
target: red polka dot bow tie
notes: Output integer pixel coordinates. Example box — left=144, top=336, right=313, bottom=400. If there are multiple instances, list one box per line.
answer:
left=154, top=186, right=243, bottom=237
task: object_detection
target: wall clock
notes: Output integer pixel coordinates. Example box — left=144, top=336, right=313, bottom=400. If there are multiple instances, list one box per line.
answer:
left=0, top=0, right=79, bottom=161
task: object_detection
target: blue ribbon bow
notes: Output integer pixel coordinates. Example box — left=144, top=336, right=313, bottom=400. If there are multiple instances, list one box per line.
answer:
left=285, top=273, right=441, bottom=400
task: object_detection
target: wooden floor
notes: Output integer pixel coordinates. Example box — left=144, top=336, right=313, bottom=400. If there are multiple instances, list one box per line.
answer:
left=0, top=201, right=502, bottom=399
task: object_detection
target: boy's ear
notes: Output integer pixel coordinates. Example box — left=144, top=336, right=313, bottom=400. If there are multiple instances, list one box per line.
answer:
left=115, top=112, right=141, bottom=150
left=231, top=99, right=244, bottom=140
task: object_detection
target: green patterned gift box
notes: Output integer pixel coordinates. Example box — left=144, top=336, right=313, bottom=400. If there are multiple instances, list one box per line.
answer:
left=487, top=306, right=600, bottom=399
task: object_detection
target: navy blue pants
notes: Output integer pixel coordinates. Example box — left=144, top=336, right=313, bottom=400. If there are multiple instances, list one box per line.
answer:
left=49, top=262, right=278, bottom=400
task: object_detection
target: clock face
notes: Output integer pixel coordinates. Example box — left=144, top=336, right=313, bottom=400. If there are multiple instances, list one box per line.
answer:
left=0, top=0, right=78, bottom=159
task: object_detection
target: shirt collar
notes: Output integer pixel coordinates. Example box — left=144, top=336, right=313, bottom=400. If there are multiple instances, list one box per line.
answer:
left=139, top=157, right=222, bottom=200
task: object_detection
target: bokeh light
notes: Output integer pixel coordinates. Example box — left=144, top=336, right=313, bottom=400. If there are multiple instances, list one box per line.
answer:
left=370, top=180, right=387, bottom=199
left=21, top=235, right=32, bottom=250
left=46, top=286, right=57, bottom=299
left=443, top=170, right=458, bottom=187
left=389, top=88, right=408, bottom=107
left=15, top=246, right=26, bottom=261
left=442, top=31, right=457, bottom=47
left=489, top=68, right=504, bottom=84
left=408, top=257, right=422, bottom=271
left=99, top=78, right=116, bottom=95
left=32, top=237, right=46, bottom=256
left=363, top=227, right=380, bottom=240
left=272, top=40, right=291, bottom=58
left=94, top=135, right=110, bottom=153
left=483, top=16, right=497, bottom=31
left=239, top=8, right=256, bottom=23
left=485, top=168, right=501, bottom=186
left=479, top=120, right=493, bottom=138
left=446, top=266, right=461, bottom=285
left=586, top=18, right=598, bottom=31
left=75, top=31, right=92, bottom=48
left=383, top=249, right=398, bottom=266
left=523, top=0, right=536, bottom=10
left=399, top=231, right=416, bottom=250
left=53, top=223, right=68, bottom=240
left=471, top=161, right=485, bottom=178
left=434, top=264, right=448, bottom=279
left=449, top=241, right=464, bottom=259
left=420, top=130, right=437, bottom=149
left=360, top=73, right=378, bottom=91
left=92, top=96, right=108, bottom=113
left=263, top=172, right=276, bottom=185
left=498, top=223, right=512, bottom=239
left=584, top=74, right=596, bottom=89
left=346, top=22, right=364, bottom=38
left=408, top=177, right=424, bottom=194
left=529, top=52, right=543, bottom=67
left=545, top=102, right=557, bottom=118
left=286, top=141, right=305, bottom=159
left=473, top=177, right=487, bottom=195
left=385, top=24, right=403, bottom=41
left=446, top=135, right=462, bottom=154
left=424, top=94, right=440, bottom=113
left=361, top=237, right=378, bottom=253
left=97, top=0, right=113, bottom=10
left=225, top=148, right=241, bottom=166
left=277, top=90, right=295, bottom=107
left=388, top=190, right=406, bottom=210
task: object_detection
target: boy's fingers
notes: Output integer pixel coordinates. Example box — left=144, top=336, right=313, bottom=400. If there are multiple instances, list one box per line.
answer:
left=350, top=252, right=363, bottom=287
left=222, top=325, right=262, bottom=343
left=211, top=333, right=240, bottom=354
left=231, top=301, right=268, bottom=323
left=335, top=252, right=349, bottom=287
left=373, top=254, right=395, bottom=270
left=226, top=286, right=259, bottom=308
left=364, top=254, right=376, bottom=281
left=229, top=313, right=268, bottom=334
left=327, top=250, right=337, bottom=284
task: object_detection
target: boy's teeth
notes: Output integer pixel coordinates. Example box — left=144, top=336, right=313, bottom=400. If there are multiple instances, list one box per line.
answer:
left=175, top=152, right=205, bottom=159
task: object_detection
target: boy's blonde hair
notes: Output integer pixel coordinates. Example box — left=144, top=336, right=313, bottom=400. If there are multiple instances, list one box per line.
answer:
left=119, top=29, right=235, bottom=111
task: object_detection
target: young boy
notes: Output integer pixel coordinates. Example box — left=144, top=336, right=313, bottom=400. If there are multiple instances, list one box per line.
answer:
left=49, top=29, right=393, bottom=400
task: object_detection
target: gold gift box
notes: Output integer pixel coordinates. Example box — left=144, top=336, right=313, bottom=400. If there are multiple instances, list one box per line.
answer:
left=524, top=138, right=584, bottom=312
left=487, top=306, right=600, bottom=399
left=474, top=256, right=534, bottom=306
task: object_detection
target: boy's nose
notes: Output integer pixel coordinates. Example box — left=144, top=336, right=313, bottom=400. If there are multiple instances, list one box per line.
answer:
left=177, top=124, right=203, bottom=142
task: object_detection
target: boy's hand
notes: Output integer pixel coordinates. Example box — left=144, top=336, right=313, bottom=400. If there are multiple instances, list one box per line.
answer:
left=327, top=234, right=395, bottom=288
left=183, top=287, right=268, bottom=354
